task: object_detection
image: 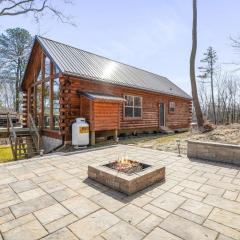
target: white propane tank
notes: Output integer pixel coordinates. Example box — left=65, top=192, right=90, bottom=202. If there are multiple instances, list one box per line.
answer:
left=72, top=118, right=89, bottom=146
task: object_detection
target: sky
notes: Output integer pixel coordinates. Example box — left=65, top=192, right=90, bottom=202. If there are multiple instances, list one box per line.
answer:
left=1, top=0, right=240, bottom=95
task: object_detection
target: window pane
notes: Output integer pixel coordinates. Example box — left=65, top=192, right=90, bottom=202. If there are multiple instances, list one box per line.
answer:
left=134, top=108, right=142, bottom=117
left=44, top=81, right=50, bottom=128
left=37, top=67, right=42, bottom=81
left=53, top=78, right=60, bottom=130
left=45, top=56, right=51, bottom=77
left=36, top=84, right=42, bottom=127
left=54, top=65, right=59, bottom=75
left=125, top=107, right=133, bottom=117
left=134, top=97, right=141, bottom=107
left=169, top=101, right=175, bottom=112
left=125, top=96, right=133, bottom=106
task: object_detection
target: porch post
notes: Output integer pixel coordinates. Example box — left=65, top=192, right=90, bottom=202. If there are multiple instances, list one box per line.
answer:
left=90, top=131, right=95, bottom=145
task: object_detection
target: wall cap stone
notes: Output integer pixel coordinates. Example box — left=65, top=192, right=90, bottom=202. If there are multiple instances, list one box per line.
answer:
left=187, top=140, right=240, bottom=149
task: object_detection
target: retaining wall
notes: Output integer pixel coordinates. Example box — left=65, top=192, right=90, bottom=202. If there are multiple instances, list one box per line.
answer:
left=187, top=140, right=240, bottom=166
left=42, top=136, right=62, bottom=153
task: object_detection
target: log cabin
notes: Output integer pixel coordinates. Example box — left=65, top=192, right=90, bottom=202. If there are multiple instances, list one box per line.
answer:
left=21, top=36, right=192, bottom=152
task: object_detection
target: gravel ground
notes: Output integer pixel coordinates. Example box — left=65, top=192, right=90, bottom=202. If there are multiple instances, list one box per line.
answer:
left=121, top=124, right=240, bottom=155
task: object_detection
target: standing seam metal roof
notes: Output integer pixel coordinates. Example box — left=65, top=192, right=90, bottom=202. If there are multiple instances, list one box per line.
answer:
left=36, top=36, right=191, bottom=99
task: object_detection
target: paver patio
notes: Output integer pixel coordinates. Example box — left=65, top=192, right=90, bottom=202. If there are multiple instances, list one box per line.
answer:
left=0, top=144, right=240, bottom=239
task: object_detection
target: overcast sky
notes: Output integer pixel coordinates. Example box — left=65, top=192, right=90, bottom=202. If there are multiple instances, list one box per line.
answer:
left=1, top=0, right=239, bottom=94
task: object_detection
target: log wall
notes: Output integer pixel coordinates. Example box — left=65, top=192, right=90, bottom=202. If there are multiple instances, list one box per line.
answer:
left=58, top=75, right=192, bottom=140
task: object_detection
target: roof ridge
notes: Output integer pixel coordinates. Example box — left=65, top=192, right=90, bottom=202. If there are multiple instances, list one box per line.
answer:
left=36, top=35, right=169, bottom=80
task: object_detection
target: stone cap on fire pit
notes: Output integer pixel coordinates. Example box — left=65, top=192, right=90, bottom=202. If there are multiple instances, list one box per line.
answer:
left=88, top=160, right=165, bottom=195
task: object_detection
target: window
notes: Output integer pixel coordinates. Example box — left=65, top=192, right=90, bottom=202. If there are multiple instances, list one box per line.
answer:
left=124, top=95, right=142, bottom=118
left=44, top=81, right=50, bottom=128
left=169, top=101, right=175, bottom=112
left=53, top=78, right=60, bottom=130
left=45, top=56, right=51, bottom=77
left=36, top=84, right=42, bottom=127
left=37, top=67, right=42, bottom=81
left=54, top=65, right=60, bottom=75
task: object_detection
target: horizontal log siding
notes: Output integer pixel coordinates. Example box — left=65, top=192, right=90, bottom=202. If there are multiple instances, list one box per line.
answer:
left=92, top=102, right=120, bottom=131
left=61, top=76, right=191, bottom=136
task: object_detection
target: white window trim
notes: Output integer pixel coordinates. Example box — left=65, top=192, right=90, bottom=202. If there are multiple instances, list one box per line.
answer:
left=124, top=95, right=142, bottom=118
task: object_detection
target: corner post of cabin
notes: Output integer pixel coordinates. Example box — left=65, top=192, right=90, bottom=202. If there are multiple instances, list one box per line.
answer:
left=114, top=129, right=118, bottom=143
left=22, top=91, right=28, bottom=128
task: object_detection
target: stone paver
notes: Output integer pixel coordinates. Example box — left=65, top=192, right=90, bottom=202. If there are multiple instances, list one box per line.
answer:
left=160, top=214, right=218, bottom=240
left=204, top=219, right=240, bottom=240
left=115, top=204, right=150, bottom=225
left=208, top=208, right=240, bottom=231
left=0, top=145, right=240, bottom=239
left=45, top=213, right=77, bottom=233
left=50, top=187, right=78, bottom=202
left=217, top=234, right=235, bottom=240
left=136, top=214, right=162, bottom=233
left=42, top=228, right=78, bottom=240
left=151, top=192, right=186, bottom=212
left=204, top=195, right=240, bottom=214
left=69, top=209, right=120, bottom=240
left=0, top=214, right=35, bottom=233
left=180, top=199, right=213, bottom=217
left=18, top=188, right=45, bottom=201
left=62, top=195, right=100, bottom=218
left=10, top=195, right=56, bottom=218
left=101, top=221, right=145, bottom=240
left=9, top=180, right=36, bottom=193
left=143, top=204, right=170, bottom=218
left=199, top=184, right=225, bottom=195
left=34, top=203, right=69, bottom=225
left=174, top=208, right=205, bottom=224
left=91, top=192, right=125, bottom=212
left=2, top=220, right=47, bottom=240
left=144, top=227, right=182, bottom=240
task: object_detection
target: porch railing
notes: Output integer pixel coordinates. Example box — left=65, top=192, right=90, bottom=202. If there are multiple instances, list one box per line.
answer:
left=28, top=113, right=40, bottom=153
left=6, top=113, right=18, bottom=160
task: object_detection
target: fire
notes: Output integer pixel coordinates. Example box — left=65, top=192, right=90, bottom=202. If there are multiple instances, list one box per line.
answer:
left=117, top=155, right=132, bottom=167
left=106, top=155, right=143, bottom=174
left=111, top=154, right=142, bottom=173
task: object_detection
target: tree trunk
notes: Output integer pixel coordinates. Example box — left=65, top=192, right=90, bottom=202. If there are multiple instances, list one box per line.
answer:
left=190, top=0, right=204, bottom=130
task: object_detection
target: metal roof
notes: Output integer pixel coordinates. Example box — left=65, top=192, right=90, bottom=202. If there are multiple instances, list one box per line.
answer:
left=36, top=36, right=191, bottom=99
left=79, top=92, right=126, bottom=102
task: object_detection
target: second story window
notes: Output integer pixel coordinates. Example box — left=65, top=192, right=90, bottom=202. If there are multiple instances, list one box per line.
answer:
left=45, top=56, right=51, bottom=78
left=124, top=95, right=142, bottom=118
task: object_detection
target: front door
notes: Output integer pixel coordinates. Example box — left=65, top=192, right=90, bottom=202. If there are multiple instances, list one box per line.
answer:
left=159, top=103, right=165, bottom=127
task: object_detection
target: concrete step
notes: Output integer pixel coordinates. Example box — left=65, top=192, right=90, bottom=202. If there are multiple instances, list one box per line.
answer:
left=160, top=126, right=175, bottom=134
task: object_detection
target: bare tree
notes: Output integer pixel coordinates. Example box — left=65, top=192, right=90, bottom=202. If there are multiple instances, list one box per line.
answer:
left=200, top=72, right=240, bottom=124
left=0, top=0, right=74, bottom=24
left=198, top=47, right=218, bottom=124
left=190, top=0, right=204, bottom=130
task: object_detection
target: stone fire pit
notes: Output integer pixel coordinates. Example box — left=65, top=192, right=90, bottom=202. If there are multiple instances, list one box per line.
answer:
left=88, top=159, right=165, bottom=195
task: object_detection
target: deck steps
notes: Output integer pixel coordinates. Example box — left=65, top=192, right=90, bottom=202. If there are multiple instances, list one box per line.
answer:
left=4, top=113, right=41, bottom=160
left=10, top=132, right=39, bottom=160
left=160, top=127, right=175, bottom=134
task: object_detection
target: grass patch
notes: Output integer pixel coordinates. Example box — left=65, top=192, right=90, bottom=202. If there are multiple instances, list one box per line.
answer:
left=0, top=145, right=13, bottom=163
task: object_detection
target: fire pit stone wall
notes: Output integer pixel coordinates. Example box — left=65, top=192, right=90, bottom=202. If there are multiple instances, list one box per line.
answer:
left=88, top=161, right=165, bottom=195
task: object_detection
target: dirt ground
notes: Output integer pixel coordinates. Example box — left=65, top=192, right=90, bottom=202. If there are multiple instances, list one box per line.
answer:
left=120, top=124, right=240, bottom=155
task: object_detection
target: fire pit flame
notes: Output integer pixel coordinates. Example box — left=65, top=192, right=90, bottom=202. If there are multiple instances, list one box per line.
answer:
left=107, top=155, right=144, bottom=174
